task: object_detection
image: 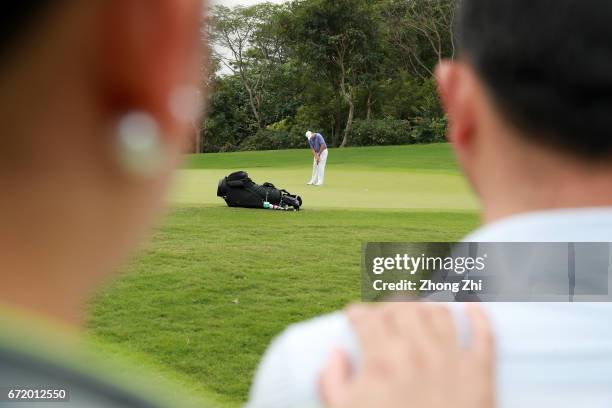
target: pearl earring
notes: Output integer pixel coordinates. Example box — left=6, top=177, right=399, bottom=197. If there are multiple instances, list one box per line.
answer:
left=116, top=111, right=164, bottom=178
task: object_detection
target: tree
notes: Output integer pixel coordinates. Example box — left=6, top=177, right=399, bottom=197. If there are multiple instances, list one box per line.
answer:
left=284, top=0, right=383, bottom=147
left=203, top=75, right=255, bottom=152
left=195, top=20, right=218, bottom=153
left=202, top=0, right=457, bottom=152
left=210, top=4, right=288, bottom=130
left=383, top=0, right=458, bottom=80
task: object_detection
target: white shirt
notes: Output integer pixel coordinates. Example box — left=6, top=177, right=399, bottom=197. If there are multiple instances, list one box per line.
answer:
left=247, top=207, right=612, bottom=408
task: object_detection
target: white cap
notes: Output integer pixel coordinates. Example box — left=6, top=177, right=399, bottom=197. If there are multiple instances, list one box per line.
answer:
left=305, top=131, right=313, bottom=139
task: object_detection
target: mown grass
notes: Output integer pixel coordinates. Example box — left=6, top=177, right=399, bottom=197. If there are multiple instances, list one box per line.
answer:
left=87, top=144, right=480, bottom=406
left=183, top=143, right=460, bottom=172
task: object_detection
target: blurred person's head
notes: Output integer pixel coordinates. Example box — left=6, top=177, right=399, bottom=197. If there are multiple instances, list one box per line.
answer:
left=436, top=0, right=612, bottom=222
left=0, top=0, right=204, bottom=324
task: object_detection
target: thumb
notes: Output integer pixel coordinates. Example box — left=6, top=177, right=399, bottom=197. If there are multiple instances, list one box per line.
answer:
left=465, top=304, right=494, bottom=366
left=319, top=348, right=352, bottom=408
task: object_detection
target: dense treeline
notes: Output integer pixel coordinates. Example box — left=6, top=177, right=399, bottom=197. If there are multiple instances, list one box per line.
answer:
left=198, top=0, right=457, bottom=153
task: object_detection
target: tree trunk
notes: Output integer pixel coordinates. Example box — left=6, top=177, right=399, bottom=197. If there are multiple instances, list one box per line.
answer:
left=334, top=113, right=342, bottom=146
left=340, top=97, right=355, bottom=148
left=244, top=84, right=263, bottom=129
left=366, top=91, right=373, bottom=120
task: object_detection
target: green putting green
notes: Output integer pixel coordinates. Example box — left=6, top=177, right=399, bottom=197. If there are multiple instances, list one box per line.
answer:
left=87, top=144, right=480, bottom=407
left=171, top=144, right=478, bottom=211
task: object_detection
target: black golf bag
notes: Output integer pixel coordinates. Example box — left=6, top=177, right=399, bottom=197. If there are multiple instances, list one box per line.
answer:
left=217, top=171, right=303, bottom=211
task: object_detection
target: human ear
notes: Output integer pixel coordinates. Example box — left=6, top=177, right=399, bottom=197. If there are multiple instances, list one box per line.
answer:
left=435, top=60, right=477, bottom=151
left=96, top=0, right=204, bottom=143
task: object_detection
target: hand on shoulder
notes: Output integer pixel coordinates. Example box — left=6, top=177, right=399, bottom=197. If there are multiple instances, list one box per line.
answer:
left=320, top=303, right=495, bottom=408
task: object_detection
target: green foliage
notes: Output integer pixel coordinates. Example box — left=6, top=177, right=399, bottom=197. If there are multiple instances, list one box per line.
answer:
left=284, top=0, right=382, bottom=81
left=410, top=115, right=448, bottom=143
left=240, top=130, right=284, bottom=151
left=202, top=0, right=456, bottom=152
left=240, top=129, right=304, bottom=151
left=381, top=0, right=457, bottom=79
left=350, top=119, right=412, bottom=146
left=379, top=76, right=441, bottom=120
left=266, top=118, right=292, bottom=132
left=203, top=77, right=256, bottom=152
left=408, top=79, right=448, bottom=143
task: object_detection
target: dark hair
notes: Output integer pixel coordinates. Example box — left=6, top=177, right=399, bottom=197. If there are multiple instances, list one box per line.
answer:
left=458, top=0, right=612, bottom=159
left=0, top=2, right=55, bottom=59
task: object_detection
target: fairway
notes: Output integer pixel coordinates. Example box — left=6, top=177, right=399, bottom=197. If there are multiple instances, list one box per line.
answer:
left=87, top=144, right=480, bottom=407
left=172, top=144, right=477, bottom=211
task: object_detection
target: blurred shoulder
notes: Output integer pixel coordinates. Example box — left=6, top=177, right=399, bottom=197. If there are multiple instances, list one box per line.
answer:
left=247, top=311, right=358, bottom=408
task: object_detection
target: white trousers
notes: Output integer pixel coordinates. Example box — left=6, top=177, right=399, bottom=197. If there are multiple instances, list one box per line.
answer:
left=309, top=149, right=328, bottom=186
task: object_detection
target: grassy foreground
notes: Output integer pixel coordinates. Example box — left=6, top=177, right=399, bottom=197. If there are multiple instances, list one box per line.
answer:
left=87, top=144, right=480, bottom=406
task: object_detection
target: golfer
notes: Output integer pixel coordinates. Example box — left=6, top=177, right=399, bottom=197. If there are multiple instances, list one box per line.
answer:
left=306, top=130, right=328, bottom=186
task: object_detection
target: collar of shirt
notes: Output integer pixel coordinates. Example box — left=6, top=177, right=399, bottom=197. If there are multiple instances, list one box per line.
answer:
left=464, top=207, right=612, bottom=242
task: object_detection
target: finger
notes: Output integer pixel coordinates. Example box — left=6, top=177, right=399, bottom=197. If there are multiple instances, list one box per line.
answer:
left=382, top=303, right=419, bottom=337
left=346, top=304, right=392, bottom=351
left=465, top=304, right=494, bottom=365
left=383, top=303, right=437, bottom=364
left=319, top=348, right=352, bottom=408
left=423, top=304, right=459, bottom=350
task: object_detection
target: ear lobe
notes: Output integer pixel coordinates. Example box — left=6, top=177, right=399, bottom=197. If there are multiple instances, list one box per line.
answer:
left=435, top=61, right=454, bottom=114
left=435, top=61, right=475, bottom=148
left=98, top=0, right=203, bottom=138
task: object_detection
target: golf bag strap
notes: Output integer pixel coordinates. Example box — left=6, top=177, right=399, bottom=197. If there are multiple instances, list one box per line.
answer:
left=226, top=179, right=245, bottom=188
